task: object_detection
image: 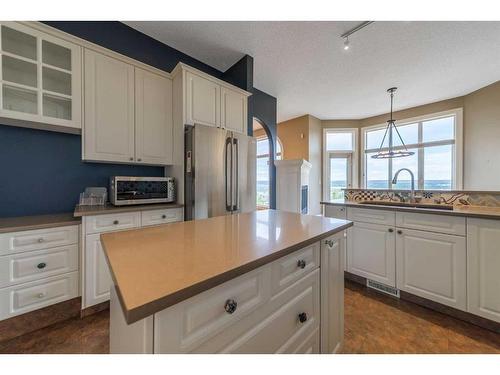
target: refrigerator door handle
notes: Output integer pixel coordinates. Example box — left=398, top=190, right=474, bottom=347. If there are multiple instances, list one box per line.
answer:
left=225, top=137, right=233, bottom=212
left=233, top=138, right=239, bottom=212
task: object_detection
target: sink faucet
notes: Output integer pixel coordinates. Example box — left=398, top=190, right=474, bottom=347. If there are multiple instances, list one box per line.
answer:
left=392, top=168, right=415, bottom=203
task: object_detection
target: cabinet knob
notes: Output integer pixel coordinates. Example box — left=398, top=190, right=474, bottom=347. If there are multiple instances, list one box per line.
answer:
left=37, top=262, right=47, bottom=269
left=137, top=158, right=142, bottom=162
left=298, top=312, right=308, bottom=323
left=113, top=220, right=119, bottom=225
left=161, top=215, right=167, bottom=219
left=388, top=228, right=394, bottom=233
left=129, top=157, right=134, bottom=161
left=37, top=292, right=46, bottom=299
left=297, top=259, right=306, bottom=269
left=37, top=238, right=44, bottom=243
left=325, top=239, right=334, bottom=247
left=340, top=208, right=345, bottom=212
left=397, top=230, right=403, bottom=235
left=224, top=299, right=237, bottom=314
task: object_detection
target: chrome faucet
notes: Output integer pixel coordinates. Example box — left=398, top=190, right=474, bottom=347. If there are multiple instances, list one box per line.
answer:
left=392, top=168, right=415, bottom=203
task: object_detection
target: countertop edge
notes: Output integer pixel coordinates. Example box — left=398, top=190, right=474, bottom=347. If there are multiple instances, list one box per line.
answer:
left=107, top=221, right=353, bottom=325
left=0, top=213, right=81, bottom=234
left=321, top=201, right=500, bottom=220
left=73, top=203, right=184, bottom=217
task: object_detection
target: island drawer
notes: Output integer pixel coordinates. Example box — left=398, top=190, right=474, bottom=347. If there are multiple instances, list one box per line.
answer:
left=270, top=242, right=319, bottom=295
left=154, top=265, right=272, bottom=353
left=0, top=225, right=78, bottom=256
left=0, top=244, right=79, bottom=288
left=85, top=212, right=140, bottom=234
left=396, top=212, right=466, bottom=236
left=141, top=208, right=183, bottom=227
left=347, top=207, right=395, bottom=226
left=0, top=271, right=78, bottom=320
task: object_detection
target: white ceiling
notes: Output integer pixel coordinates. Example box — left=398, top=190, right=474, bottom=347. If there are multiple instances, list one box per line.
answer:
left=125, top=21, right=500, bottom=122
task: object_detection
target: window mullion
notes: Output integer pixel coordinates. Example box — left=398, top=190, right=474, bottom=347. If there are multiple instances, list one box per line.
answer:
left=418, top=122, right=424, bottom=189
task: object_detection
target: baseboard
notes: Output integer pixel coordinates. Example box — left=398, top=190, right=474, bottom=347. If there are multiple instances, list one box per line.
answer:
left=345, top=273, right=500, bottom=334
left=0, top=297, right=81, bottom=343
left=81, top=301, right=110, bottom=318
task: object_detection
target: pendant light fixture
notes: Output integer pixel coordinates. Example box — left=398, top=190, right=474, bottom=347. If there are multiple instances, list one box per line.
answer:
left=371, top=87, right=415, bottom=159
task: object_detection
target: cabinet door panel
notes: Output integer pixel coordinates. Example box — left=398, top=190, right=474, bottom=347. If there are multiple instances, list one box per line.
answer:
left=135, top=68, right=173, bottom=165
left=84, top=49, right=135, bottom=162
left=84, top=233, right=112, bottom=308
left=185, top=71, right=220, bottom=127
left=396, top=229, right=466, bottom=310
left=467, top=219, right=500, bottom=322
left=221, top=87, right=246, bottom=134
left=347, top=222, right=395, bottom=286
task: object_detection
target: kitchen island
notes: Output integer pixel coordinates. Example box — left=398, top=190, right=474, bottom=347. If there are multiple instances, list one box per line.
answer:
left=101, top=209, right=352, bottom=353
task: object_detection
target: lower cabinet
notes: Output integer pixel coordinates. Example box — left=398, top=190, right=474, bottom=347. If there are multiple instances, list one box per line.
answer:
left=467, top=218, right=500, bottom=323
left=347, top=222, right=396, bottom=287
left=84, top=233, right=113, bottom=307
left=396, top=228, right=466, bottom=310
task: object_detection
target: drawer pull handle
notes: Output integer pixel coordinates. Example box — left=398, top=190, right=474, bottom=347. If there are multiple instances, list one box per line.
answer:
left=397, top=230, right=403, bottom=235
left=388, top=228, right=394, bottom=233
left=129, top=157, right=134, bottom=161
left=224, top=299, right=237, bottom=314
left=37, top=238, right=44, bottom=243
left=325, top=239, right=334, bottom=247
left=162, top=215, right=167, bottom=219
left=37, top=262, right=47, bottom=269
left=297, top=259, right=306, bottom=269
left=37, top=292, right=46, bottom=299
left=113, top=220, right=119, bottom=225
left=298, top=312, right=308, bottom=323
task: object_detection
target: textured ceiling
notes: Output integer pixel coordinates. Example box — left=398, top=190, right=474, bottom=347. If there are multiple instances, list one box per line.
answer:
left=125, top=21, right=500, bottom=122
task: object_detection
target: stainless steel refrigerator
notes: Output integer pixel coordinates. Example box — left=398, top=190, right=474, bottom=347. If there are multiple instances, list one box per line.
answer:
left=184, top=124, right=256, bottom=220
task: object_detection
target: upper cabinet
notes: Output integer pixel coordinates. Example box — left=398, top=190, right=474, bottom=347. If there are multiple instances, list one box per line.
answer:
left=0, top=22, right=82, bottom=131
left=83, top=50, right=173, bottom=165
left=174, top=63, right=251, bottom=134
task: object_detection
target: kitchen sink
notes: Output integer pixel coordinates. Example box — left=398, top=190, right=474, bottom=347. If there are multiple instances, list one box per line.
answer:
left=358, top=201, right=454, bottom=210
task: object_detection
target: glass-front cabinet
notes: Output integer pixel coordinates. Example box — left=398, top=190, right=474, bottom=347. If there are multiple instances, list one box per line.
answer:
left=0, top=22, right=82, bottom=130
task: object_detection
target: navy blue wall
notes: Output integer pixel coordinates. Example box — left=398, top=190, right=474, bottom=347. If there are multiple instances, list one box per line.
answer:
left=0, top=22, right=278, bottom=217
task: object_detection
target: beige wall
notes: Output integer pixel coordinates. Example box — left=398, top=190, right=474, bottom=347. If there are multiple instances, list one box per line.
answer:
left=277, top=115, right=310, bottom=160
left=308, top=116, right=322, bottom=215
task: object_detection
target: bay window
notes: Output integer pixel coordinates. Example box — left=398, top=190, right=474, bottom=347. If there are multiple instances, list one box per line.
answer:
left=362, top=109, right=463, bottom=190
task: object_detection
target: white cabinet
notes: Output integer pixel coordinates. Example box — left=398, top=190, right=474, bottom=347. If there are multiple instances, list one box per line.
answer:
left=321, top=233, right=345, bottom=354
left=467, top=218, right=500, bottom=323
left=396, top=212, right=465, bottom=236
left=324, top=205, right=346, bottom=220
left=0, top=22, right=82, bottom=131
left=347, top=222, right=396, bottom=287
left=84, top=233, right=113, bottom=307
left=135, top=68, right=173, bottom=165
left=83, top=50, right=174, bottom=166
left=396, top=228, right=466, bottom=310
left=84, top=49, right=135, bottom=163
left=221, top=86, right=247, bottom=134
left=185, top=71, right=220, bottom=128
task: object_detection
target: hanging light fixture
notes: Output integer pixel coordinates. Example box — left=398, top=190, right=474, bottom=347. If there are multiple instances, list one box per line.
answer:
left=371, top=87, right=415, bottom=159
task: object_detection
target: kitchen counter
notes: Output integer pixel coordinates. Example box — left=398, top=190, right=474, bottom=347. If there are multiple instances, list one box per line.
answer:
left=73, top=202, right=184, bottom=217
left=0, top=213, right=80, bottom=234
left=101, top=209, right=352, bottom=324
left=321, top=199, right=500, bottom=220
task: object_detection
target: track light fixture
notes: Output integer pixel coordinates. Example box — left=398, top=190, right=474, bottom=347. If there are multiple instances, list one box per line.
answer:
left=340, top=21, right=374, bottom=51
left=343, top=36, right=350, bottom=50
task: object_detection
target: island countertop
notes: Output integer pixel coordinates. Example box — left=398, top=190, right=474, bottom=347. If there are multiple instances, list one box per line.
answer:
left=101, top=209, right=352, bottom=324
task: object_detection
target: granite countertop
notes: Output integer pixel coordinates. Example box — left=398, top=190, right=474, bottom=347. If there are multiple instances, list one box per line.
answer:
left=100, top=209, right=352, bottom=324
left=321, top=199, right=500, bottom=219
left=73, top=202, right=184, bottom=217
left=0, top=213, right=81, bottom=234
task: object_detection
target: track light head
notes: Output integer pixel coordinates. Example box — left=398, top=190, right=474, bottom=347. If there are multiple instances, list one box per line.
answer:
left=343, top=37, right=350, bottom=50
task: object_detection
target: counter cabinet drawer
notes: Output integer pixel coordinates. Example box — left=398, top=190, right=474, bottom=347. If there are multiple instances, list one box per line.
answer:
left=154, top=265, right=272, bottom=353
left=0, top=245, right=78, bottom=288
left=347, top=207, right=395, bottom=226
left=396, top=212, right=466, bottom=236
left=0, top=271, right=79, bottom=320
left=324, top=205, right=346, bottom=220
left=85, top=212, right=141, bottom=234
left=141, top=208, right=183, bottom=227
left=0, top=225, right=79, bottom=256
left=270, top=242, right=319, bottom=295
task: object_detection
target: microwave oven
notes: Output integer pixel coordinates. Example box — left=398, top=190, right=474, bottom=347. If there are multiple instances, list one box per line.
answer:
left=109, top=176, right=175, bottom=206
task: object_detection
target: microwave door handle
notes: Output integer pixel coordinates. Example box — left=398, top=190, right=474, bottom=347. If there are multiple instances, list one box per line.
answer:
left=225, top=137, right=232, bottom=212
left=233, top=138, right=239, bottom=212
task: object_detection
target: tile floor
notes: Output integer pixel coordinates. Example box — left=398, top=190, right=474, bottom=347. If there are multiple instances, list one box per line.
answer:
left=0, top=280, right=498, bottom=354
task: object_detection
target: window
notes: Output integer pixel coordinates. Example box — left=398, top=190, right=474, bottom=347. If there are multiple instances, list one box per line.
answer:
left=323, top=129, right=358, bottom=200
left=362, top=109, right=463, bottom=190
left=256, top=136, right=282, bottom=209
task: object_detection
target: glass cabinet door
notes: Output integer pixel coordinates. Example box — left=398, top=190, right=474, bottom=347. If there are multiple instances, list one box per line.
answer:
left=0, top=22, right=81, bottom=128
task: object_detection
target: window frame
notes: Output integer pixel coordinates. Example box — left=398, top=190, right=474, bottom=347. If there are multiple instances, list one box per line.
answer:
left=255, top=135, right=283, bottom=209
left=361, top=108, right=463, bottom=190
left=322, top=128, right=359, bottom=201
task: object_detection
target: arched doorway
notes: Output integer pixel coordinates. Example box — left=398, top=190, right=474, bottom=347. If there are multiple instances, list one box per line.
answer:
left=253, top=118, right=282, bottom=210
